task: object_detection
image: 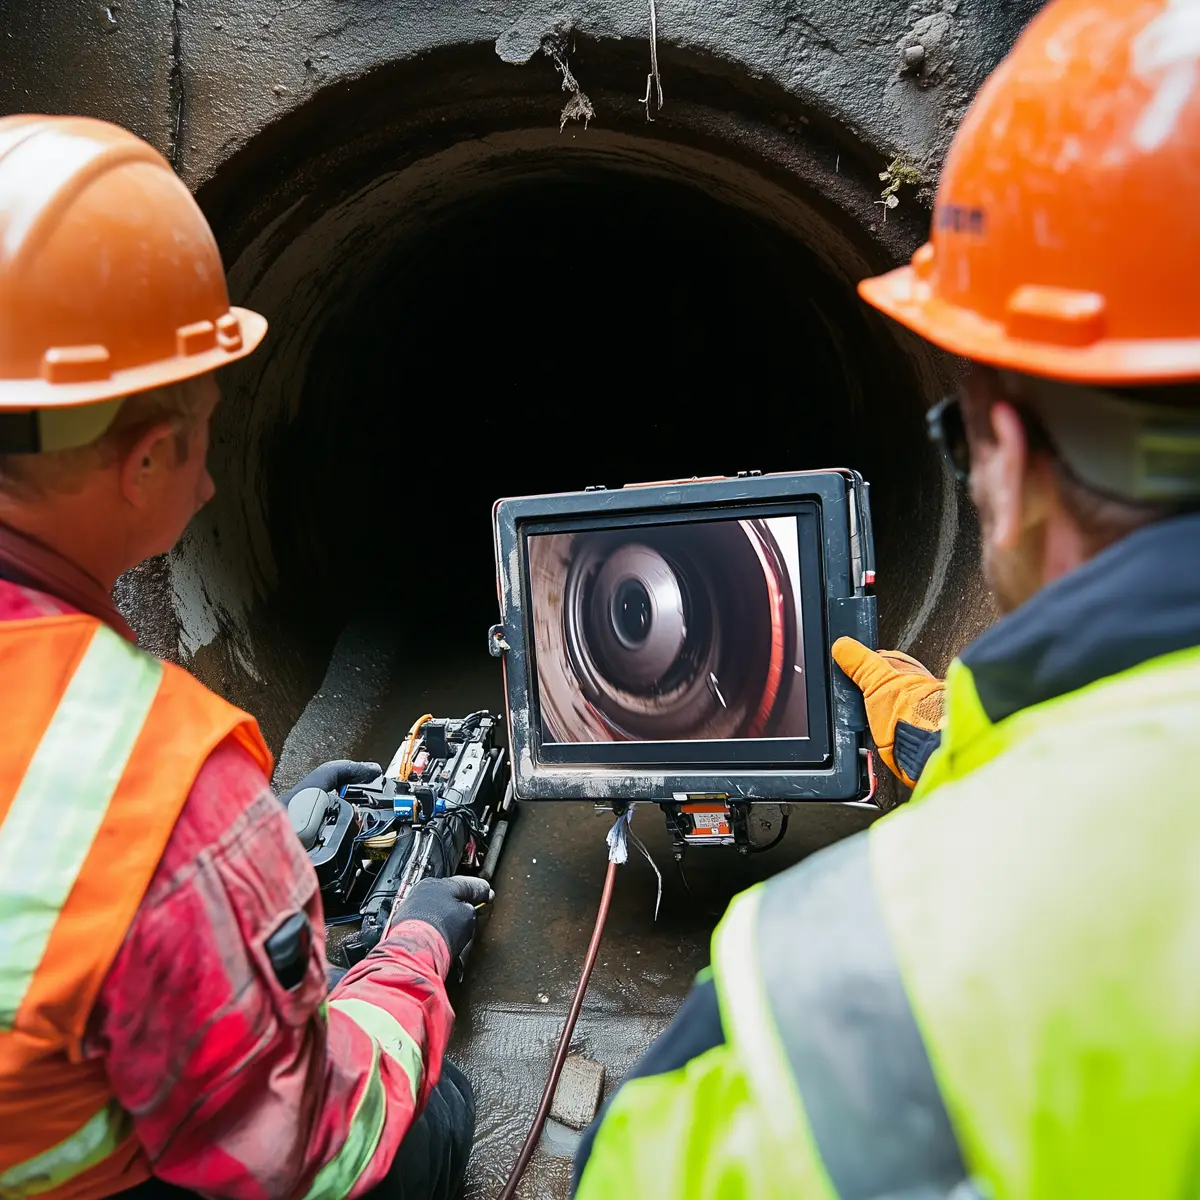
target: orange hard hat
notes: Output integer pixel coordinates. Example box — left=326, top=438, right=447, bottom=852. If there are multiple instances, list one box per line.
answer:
left=860, top=0, right=1200, bottom=384
left=0, top=115, right=266, bottom=412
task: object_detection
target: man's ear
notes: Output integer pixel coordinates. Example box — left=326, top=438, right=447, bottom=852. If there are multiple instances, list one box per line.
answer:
left=977, top=400, right=1051, bottom=550
left=118, top=422, right=179, bottom=508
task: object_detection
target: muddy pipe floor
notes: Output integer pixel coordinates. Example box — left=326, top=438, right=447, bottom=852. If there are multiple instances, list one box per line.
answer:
left=282, top=625, right=878, bottom=1199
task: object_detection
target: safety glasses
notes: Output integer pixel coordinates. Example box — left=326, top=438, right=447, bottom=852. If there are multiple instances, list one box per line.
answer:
left=926, top=395, right=971, bottom=484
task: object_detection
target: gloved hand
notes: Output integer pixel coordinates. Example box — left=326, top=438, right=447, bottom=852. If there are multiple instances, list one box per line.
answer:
left=277, top=759, right=382, bottom=807
left=832, top=637, right=945, bottom=788
left=388, top=876, right=494, bottom=970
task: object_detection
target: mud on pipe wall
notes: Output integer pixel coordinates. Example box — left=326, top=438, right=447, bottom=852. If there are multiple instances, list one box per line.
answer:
left=2, top=14, right=1024, bottom=762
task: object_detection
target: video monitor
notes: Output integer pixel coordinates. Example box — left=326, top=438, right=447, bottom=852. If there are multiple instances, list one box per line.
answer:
left=528, top=515, right=812, bottom=747
left=492, top=471, right=877, bottom=803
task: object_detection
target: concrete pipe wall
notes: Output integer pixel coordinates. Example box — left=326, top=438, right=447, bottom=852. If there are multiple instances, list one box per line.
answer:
left=1, top=0, right=1039, bottom=799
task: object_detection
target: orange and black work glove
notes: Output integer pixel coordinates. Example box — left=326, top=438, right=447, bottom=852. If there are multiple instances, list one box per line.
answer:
left=832, top=637, right=945, bottom=788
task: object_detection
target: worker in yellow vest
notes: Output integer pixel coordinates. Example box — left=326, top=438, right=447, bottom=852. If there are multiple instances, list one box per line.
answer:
left=574, top=0, right=1200, bottom=1195
left=0, top=116, right=486, bottom=1200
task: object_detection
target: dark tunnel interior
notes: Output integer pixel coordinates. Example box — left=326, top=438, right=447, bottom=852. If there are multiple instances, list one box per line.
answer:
left=267, top=169, right=943, bottom=657
left=165, top=76, right=990, bottom=773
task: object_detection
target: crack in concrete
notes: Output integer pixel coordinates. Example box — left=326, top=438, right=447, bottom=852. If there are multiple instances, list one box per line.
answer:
left=168, top=0, right=185, bottom=171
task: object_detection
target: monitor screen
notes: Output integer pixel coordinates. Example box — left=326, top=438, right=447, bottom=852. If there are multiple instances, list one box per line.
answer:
left=494, top=470, right=875, bottom=800
left=526, top=513, right=812, bottom=752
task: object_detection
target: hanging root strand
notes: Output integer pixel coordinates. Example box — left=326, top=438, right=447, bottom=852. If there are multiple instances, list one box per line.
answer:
left=638, top=0, right=664, bottom=120
left=543, top=33, right=595, bottom=130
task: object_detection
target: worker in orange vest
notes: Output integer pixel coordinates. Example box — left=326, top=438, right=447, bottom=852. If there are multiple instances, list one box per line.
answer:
left=0, top=116, right=488, bottom=1200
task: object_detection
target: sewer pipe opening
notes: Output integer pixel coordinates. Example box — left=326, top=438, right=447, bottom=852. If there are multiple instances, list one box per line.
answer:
left=142, top=46, right=987, bottom=784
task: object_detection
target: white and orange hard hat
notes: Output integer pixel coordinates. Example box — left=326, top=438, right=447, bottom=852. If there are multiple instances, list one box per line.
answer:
left=0, top=115, right=266, bottom=448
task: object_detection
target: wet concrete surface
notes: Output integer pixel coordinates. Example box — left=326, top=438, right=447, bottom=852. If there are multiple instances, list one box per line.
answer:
left=306, top=620, right=879, bottom=1199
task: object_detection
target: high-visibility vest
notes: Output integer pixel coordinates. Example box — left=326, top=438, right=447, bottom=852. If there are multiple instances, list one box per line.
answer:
left=718, top=647, right=1200, bottom=1198
left=576, top=644, right=1200, bottom=1198
left=0, top=615, right=272, bottom=1200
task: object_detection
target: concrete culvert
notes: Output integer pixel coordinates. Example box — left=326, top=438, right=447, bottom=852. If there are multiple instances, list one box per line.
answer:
left=121, top=46, right=994, bottom=800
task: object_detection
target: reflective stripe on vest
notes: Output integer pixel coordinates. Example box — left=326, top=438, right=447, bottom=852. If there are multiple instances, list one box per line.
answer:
left=302, top=1045, right=387, bottom=1200
left=0, top=615, right=274, bottom=1200
left=0, top=625, right=161, bottom=1029
left=331, top=998, right=424, bottom=1103
left=291, top=998, right=426, bottom=1200
left=0, top=1101, right=131, bottom=1200
left=720, top=834, right=985, bottom=1200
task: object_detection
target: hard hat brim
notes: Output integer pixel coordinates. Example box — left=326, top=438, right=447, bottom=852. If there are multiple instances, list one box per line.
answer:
left=0, top=307, right=268, bottom=410
left=859, top=267, right=1200, bottom=386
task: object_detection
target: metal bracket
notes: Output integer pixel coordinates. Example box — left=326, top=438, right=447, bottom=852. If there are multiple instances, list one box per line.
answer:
left=487, top=624, right=510, bottom=658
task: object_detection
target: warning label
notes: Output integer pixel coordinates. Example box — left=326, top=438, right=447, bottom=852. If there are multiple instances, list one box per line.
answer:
left=690, top=811, right=731, bottom=836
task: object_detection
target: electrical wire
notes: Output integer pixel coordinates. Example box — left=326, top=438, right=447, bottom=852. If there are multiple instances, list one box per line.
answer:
left=447, top=805, right=485, bottom=841
left=497, top=859, right=618, bottom=1200
left=353, top=813, right=396, bottom=842
left=397, top=713, right=433, bottom=781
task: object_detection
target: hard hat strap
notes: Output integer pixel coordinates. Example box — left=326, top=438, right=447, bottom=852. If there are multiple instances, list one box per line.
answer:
left=998, top=372, right=1200, bottom=504
left=0, top=398, right=124, bottom=456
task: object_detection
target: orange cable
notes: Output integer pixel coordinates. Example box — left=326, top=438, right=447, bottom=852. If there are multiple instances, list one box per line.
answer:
left=397, top=713, right=433, bottom=781
left=497, top=859, right=618, bottom=1200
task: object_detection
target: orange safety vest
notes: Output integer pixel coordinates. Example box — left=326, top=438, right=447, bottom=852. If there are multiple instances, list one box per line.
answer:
left=0, top=614, right=273, bottom=1200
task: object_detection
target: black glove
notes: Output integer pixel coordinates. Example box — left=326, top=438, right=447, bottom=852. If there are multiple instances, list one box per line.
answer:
left=389, top=876, right=494, bottom=966
left=277, top=759, right=382, bottom=807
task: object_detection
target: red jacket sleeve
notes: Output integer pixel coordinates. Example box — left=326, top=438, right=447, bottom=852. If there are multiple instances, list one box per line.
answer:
left=84, top=738, right=456, bottom=1200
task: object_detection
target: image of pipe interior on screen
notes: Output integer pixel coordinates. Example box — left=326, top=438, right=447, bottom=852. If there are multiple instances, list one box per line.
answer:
left=529, top=516, right=807, bottom=743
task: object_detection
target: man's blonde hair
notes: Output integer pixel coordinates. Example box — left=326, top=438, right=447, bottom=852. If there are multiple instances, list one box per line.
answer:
left=0, top=377, right=209, bottom=497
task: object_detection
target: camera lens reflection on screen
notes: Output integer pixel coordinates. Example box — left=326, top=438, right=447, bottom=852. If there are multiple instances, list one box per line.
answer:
left=588, top=543, right=687, bottom=691
left=528, top=517, right=809, bottom=743
left=612, top=579, right=652, bottom=646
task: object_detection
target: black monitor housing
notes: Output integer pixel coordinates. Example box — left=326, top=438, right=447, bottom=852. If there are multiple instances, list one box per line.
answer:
left=490, top=470, right=877, bottom=804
